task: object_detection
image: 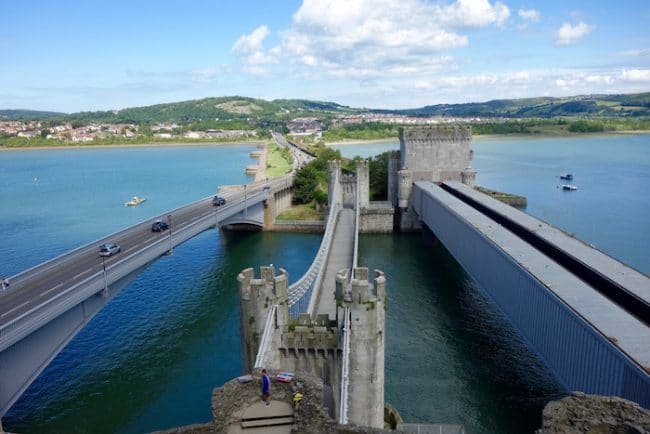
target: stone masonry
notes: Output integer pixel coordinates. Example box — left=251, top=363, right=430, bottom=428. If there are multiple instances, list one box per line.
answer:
left=328, top=159, right=394, bottom=233
left=392, top=125, right=476, bottom=231
left=336, top=268, right=386, bottom=429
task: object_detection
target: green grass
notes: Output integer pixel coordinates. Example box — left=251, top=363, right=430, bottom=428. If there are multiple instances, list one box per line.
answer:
left=266, top=143, right=293, bottom=177
left=276, top=203, right=324, bottom=221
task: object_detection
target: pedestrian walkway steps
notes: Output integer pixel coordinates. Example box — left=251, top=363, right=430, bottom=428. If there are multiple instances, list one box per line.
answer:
left=233, top=400, right=294, bottom=434
left=241, top=415, right=294, bottom=428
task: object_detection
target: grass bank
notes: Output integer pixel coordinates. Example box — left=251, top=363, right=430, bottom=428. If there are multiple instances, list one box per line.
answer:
left=276, top=203, right=324, bottom=221
left=266, top=142, right=293, bottom=177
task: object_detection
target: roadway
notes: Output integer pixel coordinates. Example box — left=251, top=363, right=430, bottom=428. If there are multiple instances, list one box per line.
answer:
left=0, top=182, right=276, bottom=327
left=272, top=132, right=315, bottom=169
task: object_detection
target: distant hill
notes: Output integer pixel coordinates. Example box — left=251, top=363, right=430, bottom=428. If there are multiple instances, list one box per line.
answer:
left=2, top=93, right=649, bottom=124
left=68, top=96, right=356, bottom=124
left=0, top=109, right=66, bottom=120
left=396, top=93, right=650, bottom=118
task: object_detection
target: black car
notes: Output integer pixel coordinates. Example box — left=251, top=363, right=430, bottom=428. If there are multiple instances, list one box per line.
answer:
left=212, top=196, right=226, bottom=206
left=151, top=220, right=169, bottom=232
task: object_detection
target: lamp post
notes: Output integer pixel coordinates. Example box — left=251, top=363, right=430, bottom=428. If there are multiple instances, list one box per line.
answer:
left=167, top=214, right=173, bottom=254
left=101, top=255, right=108, bottom=297
left=244, top=185, right=248, bottom=219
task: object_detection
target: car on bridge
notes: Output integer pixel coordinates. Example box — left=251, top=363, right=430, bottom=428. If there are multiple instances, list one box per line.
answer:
left=151, top=220, right=169, bottom=232
left=212, top=195, right=226, bottom=206
left=99, top=243, right=121, bottom=257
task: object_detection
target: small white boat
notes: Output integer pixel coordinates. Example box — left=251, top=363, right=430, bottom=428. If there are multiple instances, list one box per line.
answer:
left=561, top=185, right=577, bottom=191
left=125, top=196, right=146, bottom=206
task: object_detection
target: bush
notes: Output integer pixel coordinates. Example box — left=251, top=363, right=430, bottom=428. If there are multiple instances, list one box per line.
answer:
left=568, top=120, right=605, bottom=133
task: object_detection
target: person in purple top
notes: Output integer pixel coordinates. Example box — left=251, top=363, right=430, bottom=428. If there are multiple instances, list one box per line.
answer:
left=261, top=369, right=270, bottom=406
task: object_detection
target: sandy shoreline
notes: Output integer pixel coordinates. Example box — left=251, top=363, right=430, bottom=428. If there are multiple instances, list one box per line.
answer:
left=0, top=140, right=266, bottom=152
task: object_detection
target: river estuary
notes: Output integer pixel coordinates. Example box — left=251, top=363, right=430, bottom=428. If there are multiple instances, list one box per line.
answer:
left=1, top=134, right=648, bottom=433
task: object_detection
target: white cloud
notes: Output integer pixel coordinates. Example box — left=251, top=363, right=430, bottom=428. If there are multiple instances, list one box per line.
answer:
left=518, top=8, right=540, bottom=22
left=232, top=25, right=270, bottom=53
left=585, top=74, right=613, bottom=84
left=517, top=8, right=540, bottom=29
left=617, top=48, right=650, bottom=57
left=232, top=0, right=510, bottom=79
left=555, top=21, right=595, bottom=46
left=439, top=0, right=510, bottom=28
left=621, top=69, right=650, bottom=82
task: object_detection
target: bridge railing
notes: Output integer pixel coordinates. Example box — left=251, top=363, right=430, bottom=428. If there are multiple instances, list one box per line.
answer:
left=0, top=177, right=294, bottom=342
left=254, top=304, right=277, bottom=369
left=0, top=189, right=273, bottom=350
left=5, top=175, right=291, bottom=290
left=351, top=169, right=361, bottom=280
left=339, top=306, right=351, bottom=425
left=286, top=171, right=341, bottom=316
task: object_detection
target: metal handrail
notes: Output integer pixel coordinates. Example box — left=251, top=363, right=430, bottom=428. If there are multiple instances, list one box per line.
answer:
left=287, top=171, right=341, bottom=313
left=339, top=307, right=351, bottom=424
left=254, top=304, right=277, bottom=369
left=351, top=168, right=361, bottom=281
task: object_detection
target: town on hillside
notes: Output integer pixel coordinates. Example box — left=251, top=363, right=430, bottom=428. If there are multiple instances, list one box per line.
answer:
left=0, top=113, right=486, bottom=144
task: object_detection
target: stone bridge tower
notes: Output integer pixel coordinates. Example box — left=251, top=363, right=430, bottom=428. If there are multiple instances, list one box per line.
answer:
left=392, top=125, right=476, bottom=231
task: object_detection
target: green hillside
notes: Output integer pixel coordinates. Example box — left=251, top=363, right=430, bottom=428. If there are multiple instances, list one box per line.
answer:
left=0, top=109, right=66, bottom=120
left=67, top=96, right=355, bottom=125
left=2, top=93, right=649, bottom=124
left=397, top=93, right=650, bottom=118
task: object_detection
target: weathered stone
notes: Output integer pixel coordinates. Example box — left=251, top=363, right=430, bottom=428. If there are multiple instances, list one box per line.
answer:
left=536, top=392, right=650, bottom=434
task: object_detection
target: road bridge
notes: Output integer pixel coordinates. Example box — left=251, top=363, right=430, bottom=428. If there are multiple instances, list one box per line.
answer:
left=0, top=175, right=294, bottom=417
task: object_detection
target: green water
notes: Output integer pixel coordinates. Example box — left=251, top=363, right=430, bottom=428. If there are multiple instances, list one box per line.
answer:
left=363, top=234, right=562, bottom=433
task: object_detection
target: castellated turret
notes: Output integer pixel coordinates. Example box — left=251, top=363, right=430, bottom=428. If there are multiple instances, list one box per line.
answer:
left=391, top=125, right=473, bottom=231
left=338, top=267, right=386, bottom=429
left=355, top=159, right=370, bottom=209
left=238, top=265, right=289, bottom=373
left=328, top=159, right=342, bottom=209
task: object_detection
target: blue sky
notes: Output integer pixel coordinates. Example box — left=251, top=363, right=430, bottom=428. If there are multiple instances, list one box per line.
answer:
left=1, top=0, right=649, bottom=112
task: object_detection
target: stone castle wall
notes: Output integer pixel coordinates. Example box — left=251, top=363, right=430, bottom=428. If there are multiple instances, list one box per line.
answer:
left=399, top=125, right=472, bottom=180
left=238, top=266, right=289, bottom=372
left=393, top=125, right=475, bottom=231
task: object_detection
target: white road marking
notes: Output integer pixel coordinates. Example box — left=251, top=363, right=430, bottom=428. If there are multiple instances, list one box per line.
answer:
left=0, top=300, right=30, bottom=318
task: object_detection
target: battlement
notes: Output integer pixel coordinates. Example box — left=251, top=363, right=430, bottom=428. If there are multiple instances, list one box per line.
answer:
left=237, top=265, right=288, bottom=304
left=280, top=313, right=338, bottom=348
left=399, top=124, right=472, bottom=142
left=336, top=268, right=386, bottom=306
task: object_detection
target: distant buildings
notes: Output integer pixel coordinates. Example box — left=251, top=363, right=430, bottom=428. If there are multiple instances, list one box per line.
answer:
left=287, top=117, right=322, bottom=135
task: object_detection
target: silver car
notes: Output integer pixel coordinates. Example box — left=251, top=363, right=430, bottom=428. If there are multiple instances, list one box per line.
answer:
left=99, top=243, right=121, bottom=257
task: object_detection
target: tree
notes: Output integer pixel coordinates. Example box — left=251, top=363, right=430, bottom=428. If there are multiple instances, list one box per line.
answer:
left=368, top=151, right=390, bottom=200
left=293, top=165, right=318, bottom=204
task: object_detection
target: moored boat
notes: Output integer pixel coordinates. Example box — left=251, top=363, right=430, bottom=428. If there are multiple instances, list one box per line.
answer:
left=561, top=185, right=577, bottom=191
left=560, top=173, right=574, bottom=180
left=125, top=196, right=146, bottom=206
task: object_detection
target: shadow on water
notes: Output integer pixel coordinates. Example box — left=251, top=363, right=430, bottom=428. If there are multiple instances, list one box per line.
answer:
left=360, top=233, right=564, bottom=434
left=5, top=229, right=320, bottom=434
